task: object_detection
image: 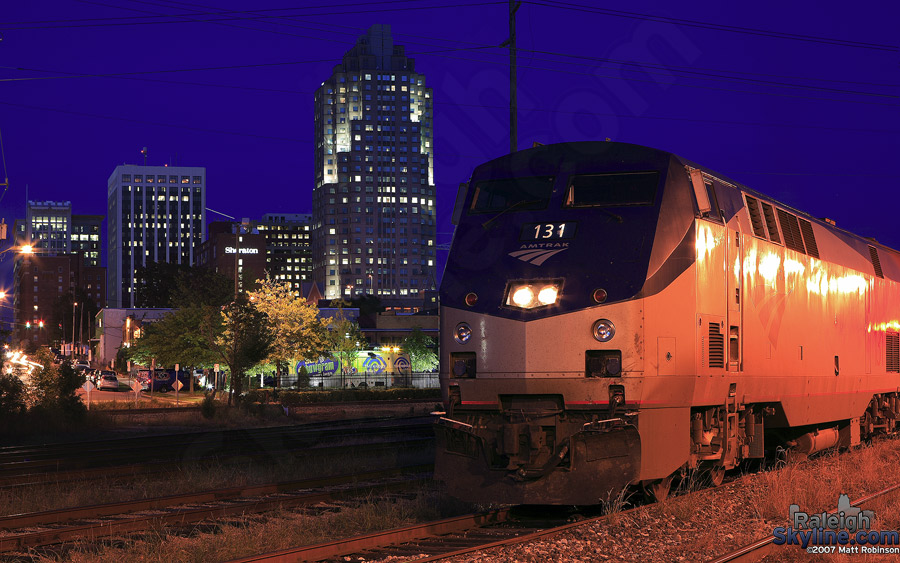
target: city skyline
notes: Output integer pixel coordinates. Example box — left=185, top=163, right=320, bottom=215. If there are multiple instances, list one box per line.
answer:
left=0, top=2, right=897, bottom=290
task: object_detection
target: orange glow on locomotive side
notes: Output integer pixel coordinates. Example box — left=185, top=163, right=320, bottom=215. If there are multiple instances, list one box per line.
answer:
left=695, top=224, right=717, bottom=262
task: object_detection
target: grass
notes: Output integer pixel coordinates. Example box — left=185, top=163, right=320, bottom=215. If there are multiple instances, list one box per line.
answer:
left=28, top=487, right=471, bottom=563
left=0, top=439, right=434, bottom=517
left=652, top=438, right=900, bottom=562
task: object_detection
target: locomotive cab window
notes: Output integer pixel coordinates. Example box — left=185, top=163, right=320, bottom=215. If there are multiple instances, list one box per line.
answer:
left=468, top=176, right=554, bottom=214
left=564, top=171, right=658, bottom=208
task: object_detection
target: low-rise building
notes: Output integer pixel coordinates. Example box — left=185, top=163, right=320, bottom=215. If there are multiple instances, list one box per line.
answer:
left=94, top=308, right=171, bottom=367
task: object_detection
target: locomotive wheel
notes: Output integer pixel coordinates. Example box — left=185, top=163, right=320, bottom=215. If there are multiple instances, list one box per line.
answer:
left=697, top=464, right=725, bottom=487
left=642, top=474, right=674, bottom=502
left=707, top=465, right=725, bottom=487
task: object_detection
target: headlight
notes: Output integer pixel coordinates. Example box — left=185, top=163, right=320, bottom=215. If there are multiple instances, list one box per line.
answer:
left=537, top=285, right=558, bottom=305
left=455, top=322, right=472, bottom=344
left=592, top=319, right=616, bottom=342
left=505, top=280, right=562, bottom=309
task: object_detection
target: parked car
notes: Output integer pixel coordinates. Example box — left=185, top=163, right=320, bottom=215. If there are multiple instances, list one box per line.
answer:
left=97, top=373, right=120, bottom=391
left=138, top=369, right=196, bottom=393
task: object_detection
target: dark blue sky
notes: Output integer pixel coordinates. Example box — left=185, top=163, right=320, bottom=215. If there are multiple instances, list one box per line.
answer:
left=0, top=0, right=897, bottom=299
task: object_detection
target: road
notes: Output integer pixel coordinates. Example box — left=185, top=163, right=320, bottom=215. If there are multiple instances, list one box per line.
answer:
left=75, top=375, right=198, bottom=404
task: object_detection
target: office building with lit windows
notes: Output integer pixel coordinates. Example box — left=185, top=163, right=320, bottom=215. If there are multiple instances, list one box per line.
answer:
left=312, top=24, right=436, bottom=307
left=11, top=203, right=106, bottom=348
left=106, top=165, right=206, bottom=308
left=256, top=213, right=313, bottom=293
left=197, top=221, right=267, bottom=292
left=72, top=215, right=103, bottom=267
left=23, top=200, right=72, bottom=254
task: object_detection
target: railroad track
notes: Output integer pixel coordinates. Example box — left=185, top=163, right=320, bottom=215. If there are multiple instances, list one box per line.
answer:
left=0, top=416, right=435, bottom=484
left=0, top=465, right=433, bottom=555
left=0, top=436, right=434, bottom=489
left=227, top=505, right=618, bottom=562
left=707, top=482, right=900, bottom=563
left=97, top=398, right=440, bottom=416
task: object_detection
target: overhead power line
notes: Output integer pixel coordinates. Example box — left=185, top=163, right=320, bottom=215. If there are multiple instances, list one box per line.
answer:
left=528, top=0, right=899, bottom=52
left=3, top=0, right=896, bottom=54
left=0, top=1, right=509, bottom=31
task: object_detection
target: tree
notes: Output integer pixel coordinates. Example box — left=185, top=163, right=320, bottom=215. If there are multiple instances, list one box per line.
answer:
left=27, top=349, right=85, bottom=420
left=134, top=261, right=192, bottom=307
left=0, top=354, right=27, bottom=420
left=402, top=327, right=439, bottom=373
left=348, top=294, right=383, bottom=328
left=201, top=293, right=272, bottom=404
left=247, top=278, right=329, bottom=387
left=325, top=306, right=367, bottom=385
left=126, top=267, right=233, bottom=381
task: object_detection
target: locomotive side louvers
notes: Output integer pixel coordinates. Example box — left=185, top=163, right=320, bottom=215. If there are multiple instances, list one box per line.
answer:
left=708, top=323, right=725, bottom=368
left=887, top=333, right=900, bottom=373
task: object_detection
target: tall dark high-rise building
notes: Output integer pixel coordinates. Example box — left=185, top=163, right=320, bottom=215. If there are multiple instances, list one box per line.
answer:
left=107, top=164, right=206, bottom=308
left=312, top=24, right=436, bottom=307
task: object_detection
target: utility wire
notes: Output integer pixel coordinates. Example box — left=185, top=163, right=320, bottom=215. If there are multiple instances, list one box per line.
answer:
left=5, top=0, right=893, bottom=100
left=528, top=0, right=899, bottom=52
left=1, top=94, right=896, bottom=145
left=2, top=46, right=896, bottom=106
left=4, top=0, right=896, bottom=54
left=0, top=100, right=313, bottom=143
left=0, top=1, right=509, bottom=30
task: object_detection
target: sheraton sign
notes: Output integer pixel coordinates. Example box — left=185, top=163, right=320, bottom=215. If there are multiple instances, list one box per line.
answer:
left=224, top=246, right=259, bottom=254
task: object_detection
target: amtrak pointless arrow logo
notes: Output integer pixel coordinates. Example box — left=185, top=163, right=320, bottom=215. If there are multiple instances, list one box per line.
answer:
left=509, top=242, right=569, bottom=266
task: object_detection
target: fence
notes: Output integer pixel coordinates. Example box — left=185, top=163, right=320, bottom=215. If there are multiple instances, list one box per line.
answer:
left=250, top=371, right=439, bottom=390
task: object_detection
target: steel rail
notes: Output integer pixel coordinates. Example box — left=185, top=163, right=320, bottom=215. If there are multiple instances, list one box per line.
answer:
left=0, top=418, right=433, bottom=460
left=0, top=414, right=434, bottom=455
left=706, top=482, right=900, bottom=563
left=0, top=464, right=433, bottom=530
left=97, top=398, right=439, bottom=416
left=225, top=509, right=513, bottom=563
left=0, top=436, right=435, bottom=489
left=232, top=502, right=652, bottom=562
left=0, top=424, right=434, bottom=476
left=0, top=473, right=429, bottom=553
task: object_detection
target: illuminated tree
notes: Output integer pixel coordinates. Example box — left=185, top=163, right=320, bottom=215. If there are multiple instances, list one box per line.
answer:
left=325, top=306, right=367, bottom=385
left=202, top=293, right=272, bottom=404
left=402, top=327, right=438, bottom=373
left=247, top=278, right=329, bottom=387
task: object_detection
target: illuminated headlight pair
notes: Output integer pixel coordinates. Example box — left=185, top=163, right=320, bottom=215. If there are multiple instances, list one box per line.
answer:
left=505, top=281, right=561, bottom=309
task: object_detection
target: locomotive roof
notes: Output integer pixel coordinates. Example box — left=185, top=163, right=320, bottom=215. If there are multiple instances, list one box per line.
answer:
left=475, top=141, right=898, bottom=257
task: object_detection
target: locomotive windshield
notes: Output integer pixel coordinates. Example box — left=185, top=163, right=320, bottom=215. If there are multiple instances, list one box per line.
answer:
left=564, top=171, right=658, bottom=208
left=468, top=176, right=555, bottom=214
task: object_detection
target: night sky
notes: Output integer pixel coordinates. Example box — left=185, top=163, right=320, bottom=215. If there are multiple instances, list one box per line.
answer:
left=0, top=1, right=897, bottom=301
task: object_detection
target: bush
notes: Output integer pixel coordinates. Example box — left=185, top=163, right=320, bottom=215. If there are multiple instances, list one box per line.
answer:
left=280, top=387, right=440, bottom=407
left=0, top=374, right=28, bottom=420
left=200, top=394, right=217, bottom=419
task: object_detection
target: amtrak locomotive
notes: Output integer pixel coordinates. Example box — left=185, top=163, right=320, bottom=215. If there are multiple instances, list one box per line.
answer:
left=435, top=142, right=900, bottom=505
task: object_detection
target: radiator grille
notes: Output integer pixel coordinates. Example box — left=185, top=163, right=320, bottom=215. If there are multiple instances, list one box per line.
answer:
left=798, top=218, right=819, bottom=258
left=708, top=323, right=725, bottom=368
left=887, top=332, right=899, bottom=373
left=745, top=195, right=766, bottom=238
left=869, top=246, right=884, bottom=279
left=761, top=202, right=781, bottom=244
left=777, top=209, right=806, bottom=254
